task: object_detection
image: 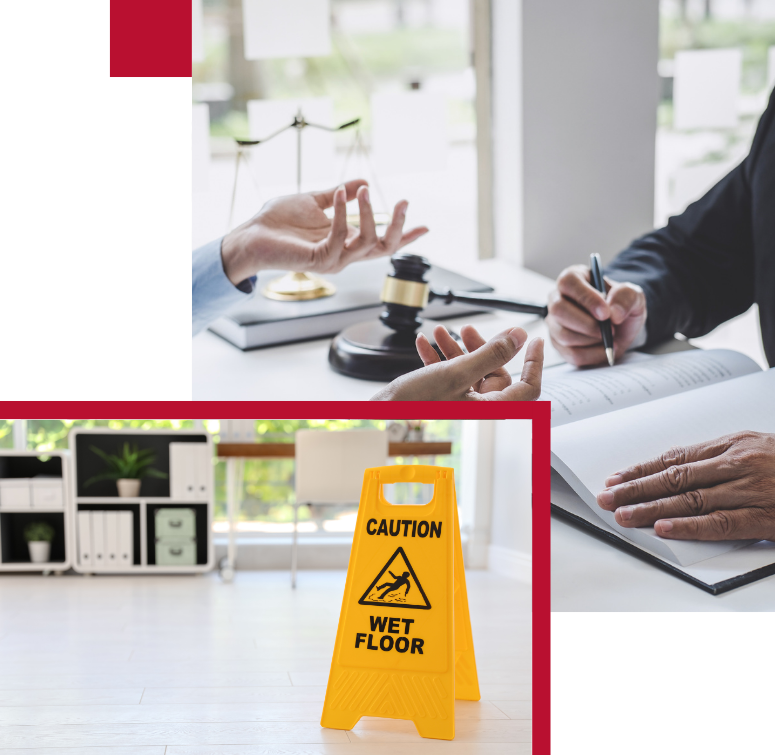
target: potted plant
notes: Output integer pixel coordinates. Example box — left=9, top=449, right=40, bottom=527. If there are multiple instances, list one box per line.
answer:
left=85, top=443, right=167, bottom=497
left=24, top=521, right=55, bottom=563
left=406, top=420, right=425, bottom=442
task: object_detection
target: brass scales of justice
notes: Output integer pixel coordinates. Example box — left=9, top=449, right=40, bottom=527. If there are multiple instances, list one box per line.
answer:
left=228, top=108, right=390, bottom=302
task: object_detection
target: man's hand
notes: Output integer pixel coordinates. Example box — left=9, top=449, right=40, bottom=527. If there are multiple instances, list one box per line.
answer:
left=220, top=178, right=428, bottom=285
left=596, top=431, right=775, bottom=541
left=371, top=324, right=544, bottom=401
left=546, top=265, right=647, bottom=367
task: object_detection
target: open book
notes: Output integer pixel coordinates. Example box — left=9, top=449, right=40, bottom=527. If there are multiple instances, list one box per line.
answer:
left=548, top=348, right=775, bottom=593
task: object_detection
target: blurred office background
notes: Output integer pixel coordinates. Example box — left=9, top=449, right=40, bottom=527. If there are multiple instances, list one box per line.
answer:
left=1, top=419, right=530, bottom=576
left=192, top=0, right=774, bottom=365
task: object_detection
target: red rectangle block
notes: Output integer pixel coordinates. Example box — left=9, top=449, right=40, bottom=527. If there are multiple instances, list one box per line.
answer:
left=111, top=0, right=192, bottom=77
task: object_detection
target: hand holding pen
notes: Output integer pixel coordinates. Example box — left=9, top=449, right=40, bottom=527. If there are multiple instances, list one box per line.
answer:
left=545, top=258, right=648, bottom=368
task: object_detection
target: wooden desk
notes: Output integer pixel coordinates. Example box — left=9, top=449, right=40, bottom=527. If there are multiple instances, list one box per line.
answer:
left=217, top=441, right=453, bottom=458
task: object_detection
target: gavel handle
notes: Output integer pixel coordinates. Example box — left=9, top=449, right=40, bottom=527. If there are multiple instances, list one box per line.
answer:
left=429, top=288, right=548, bottom=318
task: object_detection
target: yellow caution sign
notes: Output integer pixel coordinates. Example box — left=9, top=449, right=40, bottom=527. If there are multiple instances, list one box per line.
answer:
left=321, top=465, right=479, bottom=740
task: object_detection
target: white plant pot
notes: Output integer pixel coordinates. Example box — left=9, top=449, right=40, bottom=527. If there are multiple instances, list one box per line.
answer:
left=28, top=541, right=51, bottom=563
left=117, top=479, right=141, bottom=498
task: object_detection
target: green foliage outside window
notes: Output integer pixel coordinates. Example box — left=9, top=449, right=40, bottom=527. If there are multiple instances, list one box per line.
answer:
left=26, top=420, right=194, bottom=452
left=0, top=420, right=14, bottom=449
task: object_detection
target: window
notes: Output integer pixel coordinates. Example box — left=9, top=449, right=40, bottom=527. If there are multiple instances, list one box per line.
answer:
left=193, top=0, right=477, bottom=269
left=212, top=419, right=462, bottom=535
left=0, top=421, right=14, bottom=449
left=656, top=0, right=775, bottom=225
left=25, top=420, right=195, bottom=452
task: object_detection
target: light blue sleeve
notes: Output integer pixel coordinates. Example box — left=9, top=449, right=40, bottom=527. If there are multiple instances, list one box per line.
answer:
left=192, top=237, right=257, bottom=336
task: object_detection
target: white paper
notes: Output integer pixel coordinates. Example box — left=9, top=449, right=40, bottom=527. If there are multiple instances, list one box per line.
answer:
left=192, top=103, right=210, bottom=193
left=552, top=470, right=775, bottom=586
left=371, top=91, right=448, bottom=175
left=552, top=368, right=775, bottom=566
left=192, top=0, right=204, bottom=62
left=243, top=0, right=330, bottom=60
left=247, top=97, right=335, bottom=187
left=544, top=349, right=760, bottom=427
left=673, top=48, right=741, bottom=130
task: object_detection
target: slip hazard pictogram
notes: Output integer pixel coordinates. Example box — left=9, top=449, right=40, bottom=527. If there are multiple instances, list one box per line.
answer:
left=358, top=547, right=431, bottom=610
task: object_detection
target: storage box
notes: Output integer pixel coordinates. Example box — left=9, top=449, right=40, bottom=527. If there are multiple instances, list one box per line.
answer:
left=0, top=479, right=31, bottom=509
left=155, top=541, right=196, bottom=566
left=155, top=507, right=196, bottom=540
left=30, top=479, right=64, bottom=509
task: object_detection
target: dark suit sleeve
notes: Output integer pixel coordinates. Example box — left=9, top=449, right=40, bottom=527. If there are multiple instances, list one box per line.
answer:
left=604, top=92, right=774, bottom=346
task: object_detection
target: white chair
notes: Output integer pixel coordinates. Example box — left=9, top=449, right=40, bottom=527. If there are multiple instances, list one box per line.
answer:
left=293, top=429, right=388, bottom=587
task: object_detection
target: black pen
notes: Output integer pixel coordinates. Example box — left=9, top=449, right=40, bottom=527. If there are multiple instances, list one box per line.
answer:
left=589, top=253, right=615, bottom=367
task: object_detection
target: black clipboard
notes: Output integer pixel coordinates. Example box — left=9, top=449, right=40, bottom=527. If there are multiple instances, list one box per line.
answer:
left=552, top=503, right=775, bottom=596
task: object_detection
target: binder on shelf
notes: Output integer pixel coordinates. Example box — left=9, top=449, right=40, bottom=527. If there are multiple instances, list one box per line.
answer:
left=104, top=512, right=118, bottom=565
left=117, top=511, right=133, bottom=566
left=169, top=443, right=196, bottom=500
left=194, top=443, right=211, bottom=499
left=91, top=511, right=105, bottom=568
left=77, top=511, right=92, bottom=568
left=169, top=442, right=210, bottom=501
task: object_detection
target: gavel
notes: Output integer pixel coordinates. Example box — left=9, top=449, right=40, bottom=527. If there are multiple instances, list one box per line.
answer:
left=328, top=252, right=548, bottom=381
left=380, top=252, right=548, bottom=334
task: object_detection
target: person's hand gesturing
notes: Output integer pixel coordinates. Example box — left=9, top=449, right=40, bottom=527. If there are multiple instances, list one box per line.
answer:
left=221, top=179, right=428, bottom=285
left=371, top=324, right=544, bottom=401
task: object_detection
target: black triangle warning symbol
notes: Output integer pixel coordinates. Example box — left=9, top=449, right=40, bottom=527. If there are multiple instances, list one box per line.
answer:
left=358, top=547, right=431, bottom=610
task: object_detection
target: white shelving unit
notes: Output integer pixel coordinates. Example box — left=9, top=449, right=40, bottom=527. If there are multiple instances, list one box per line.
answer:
left=0, top=450, right=71, bottom=573
left=69, top=429, right=214, bottom=575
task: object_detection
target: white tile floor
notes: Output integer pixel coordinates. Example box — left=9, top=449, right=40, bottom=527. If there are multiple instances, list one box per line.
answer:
left=0, top=570, right=530, bottom=754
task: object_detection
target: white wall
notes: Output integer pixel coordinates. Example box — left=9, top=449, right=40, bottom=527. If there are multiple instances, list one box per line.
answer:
left=488, top=419, right=532, bottom=582
left=460, top=419, right=495, bottom=568
left=492, top=0, right=660, bottom=278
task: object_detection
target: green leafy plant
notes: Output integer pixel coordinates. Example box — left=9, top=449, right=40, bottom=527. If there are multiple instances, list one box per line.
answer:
left=24, top=522, right=55, bottom=542
left=84, top=443, right=168, bottom=487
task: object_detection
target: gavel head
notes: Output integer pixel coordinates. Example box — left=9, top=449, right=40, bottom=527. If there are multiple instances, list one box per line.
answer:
left=379, top=252, right=432, bottom=333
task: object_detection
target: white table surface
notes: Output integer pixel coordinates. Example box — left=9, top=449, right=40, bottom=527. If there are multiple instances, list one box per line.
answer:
left=552, top=513, right=775, bottom=611
left=192, top=259, right=560, bottom=400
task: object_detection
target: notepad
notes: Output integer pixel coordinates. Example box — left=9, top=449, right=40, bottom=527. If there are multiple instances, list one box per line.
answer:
left=549, top=348, right=775, bottom=590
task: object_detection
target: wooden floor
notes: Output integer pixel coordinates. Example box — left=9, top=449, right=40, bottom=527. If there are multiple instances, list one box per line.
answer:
left=0, top=569, right=530, bottom=754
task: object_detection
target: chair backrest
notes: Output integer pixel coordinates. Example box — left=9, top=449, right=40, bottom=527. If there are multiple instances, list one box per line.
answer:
left=295, top=429, right=388, bottom=504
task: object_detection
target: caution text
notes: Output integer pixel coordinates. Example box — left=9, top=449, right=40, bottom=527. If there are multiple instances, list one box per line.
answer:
left=366, top=518, right=442, bottom=538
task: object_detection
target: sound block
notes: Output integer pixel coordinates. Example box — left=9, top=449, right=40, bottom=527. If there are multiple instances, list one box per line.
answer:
left=328, top=320, right=460, bottom=382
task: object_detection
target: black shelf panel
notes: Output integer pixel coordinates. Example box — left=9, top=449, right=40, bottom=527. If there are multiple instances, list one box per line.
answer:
left=75, top=433, right=207, bottom=499
left=0, top=512, right=66, bottom=564
left=0, top=455, right=62, bottom=479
